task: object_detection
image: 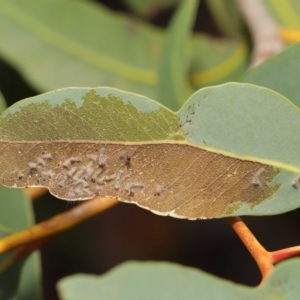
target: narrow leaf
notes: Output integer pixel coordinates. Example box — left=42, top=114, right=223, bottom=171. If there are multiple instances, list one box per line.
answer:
left=156, top=0, right=197, bottom=110
left=0, top=92, right=42, bottom=300
left=206, top=0, right=243, bottom=37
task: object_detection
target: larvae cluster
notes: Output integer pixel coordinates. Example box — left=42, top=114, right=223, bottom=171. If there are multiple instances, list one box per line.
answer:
left=16, top=147, right=156, bottom=200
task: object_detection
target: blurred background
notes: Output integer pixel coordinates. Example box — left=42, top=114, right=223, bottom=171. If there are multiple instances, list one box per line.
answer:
left=1, top=1, right=300, bottom=299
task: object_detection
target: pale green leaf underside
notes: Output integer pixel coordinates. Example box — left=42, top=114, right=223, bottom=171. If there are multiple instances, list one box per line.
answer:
left=0, top=92, right=41, bottom=300
left=241, top=43, right=300, bottom=108
left=57, top=259, right=300, bottom=300
left=0, top=84, right=300, bottom=218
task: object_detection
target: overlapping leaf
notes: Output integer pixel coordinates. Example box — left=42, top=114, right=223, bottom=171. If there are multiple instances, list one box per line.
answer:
left=206, top=0, right=243, bottom=37
left=156, top=0, right=197, bottom=110
left=0, top=83, right=299, bottom=219
left=0, top=0, right=162, bottom=99
left=0, top=92, right=41, bottom=300
left=0, top=0, right=249, bottom=109
left=123, top=0, right=180, bottom=17
left=241, top=43, right=300, bottom=108
left=263, top=0, right=300, bottom=30
left=57, top=259, right=300, bottom=300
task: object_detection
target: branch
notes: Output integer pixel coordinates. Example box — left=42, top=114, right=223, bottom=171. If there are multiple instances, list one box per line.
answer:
left=227, top=217, right=273, bottom=282
left=270, top=245, right=300, bottom=264
left=25, top=187, right=48, bottom=200
left=235, top=0, right=284, bottom=67
left=0, top=196, right=118, bottom=254
left=0, top=238, right=52, bottom=274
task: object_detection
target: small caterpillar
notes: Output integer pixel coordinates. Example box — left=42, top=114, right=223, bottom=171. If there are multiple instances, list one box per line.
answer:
left=125, top=182, right=144, bottom=195
left=154, top=184, right=167, bottom=196
left=42, top=153, right=53, bottom=161
left=119, top=151, right=131, bottom=168
left=28, top=162, right=38, bottom=171
left=251, top=167, right=265, bottom=187
left=98, top=148, right=106, bottom=167
left=40, top=170, right=53, bottom=180
left=63, top=157, right=81, bottom=169
left=292, top=174, right=300, bottom=188
left=114, top=170, right=124, bottom=190
left=36, top=158, right=46, bottom=167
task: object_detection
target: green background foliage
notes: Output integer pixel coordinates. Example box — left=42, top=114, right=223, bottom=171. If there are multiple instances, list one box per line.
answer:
left=0, top=0, right=300, bottom=299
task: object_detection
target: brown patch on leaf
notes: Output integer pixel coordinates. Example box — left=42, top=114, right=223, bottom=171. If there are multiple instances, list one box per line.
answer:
left=0, top=142, right=279, bottom=218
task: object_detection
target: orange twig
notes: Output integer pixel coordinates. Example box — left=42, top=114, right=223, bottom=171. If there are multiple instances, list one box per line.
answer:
left=227, top=217, right=273, bottom=282
left=25, top=187, right=48, bottom=200
left=0, top=196, right=118, bottom=254
left=270, top=245, right=300, bottom=264
left=0, top=237, right=52, bottom=274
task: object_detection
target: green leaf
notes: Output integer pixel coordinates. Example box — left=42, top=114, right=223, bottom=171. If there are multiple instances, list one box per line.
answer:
left=241, top=43, right=300, bottom=108
left=57, top=259, right=300, bottom=300
left=123, top=0, right=180, bottom=16
left=0, top=91, right=41, bottom=299
left=0, top=0, right=162, bottom=99
left=0, top=84, right=299, bottom=219
left=206, top=0, right=243, bottom=37
left=190, top=37, right=249, bottom=89
left=156, top=0, right=197, bottom=110
left=263, top=0, right=300, bottom=29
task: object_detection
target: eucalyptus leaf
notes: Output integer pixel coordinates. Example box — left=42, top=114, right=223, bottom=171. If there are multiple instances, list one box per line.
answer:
left=156, top=0, right=197, bottom=110
left=0, top=92, right=41, bottom=300
left=57, top=259, right=300, bottom=300
left=241, top=43, right=300, bottom=108
left=0, top=0, right=162, bottom=99
left=263, top=0, right=300, bottom=29
left=190, top=37, right=249, bottom=89
left=206, top=0, right=243, bottom=37
left=123, top=0, right=180, bottom=16
left=0, top=83, right=299, bottom=218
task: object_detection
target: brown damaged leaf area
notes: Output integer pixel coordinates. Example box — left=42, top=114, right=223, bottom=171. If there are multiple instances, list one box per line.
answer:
left=0, top=142, right=279, bottom=219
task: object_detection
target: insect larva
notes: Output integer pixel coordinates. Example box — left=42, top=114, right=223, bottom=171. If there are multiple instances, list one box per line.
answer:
left=67, top=166, right=77, bottom=177
left=292, top=174, right=300, bottom=188
left=41, top=170, right=53, bottom=180
left=16, top=171, right=24, bottom=180
left=73, top=166, right=88, bottom=182
left=67, top=191, right=76, bottom=198
left=58, top=181, right=65, bottom=188
left=95, top=185, right=103, bottom=194
left=97, top=173, right=116, bottom=185
left=119, top=151, right=131, bottom=168
left=74, top=178, right=89, bottom=188
left=82, top=162, right=94, bottom=180
left=82, top=188, right=93, bottom=196
left=36, top=157, right=46, bottom=167
left=251, top=167, right=265, bottom=187
left=87, top=154, right=98, bottom=162
left=125, top=182, right=144, bottom=195
left=28, top=162, right=38, bottom=170
left=98, top=148, right=106, bottom=167
left=63, top=157, right=81, bottom=169
left=154, top=184, right=167, bottom=196
left=74, top=187, right=84, bottom=196
left=91, top=169, right=104, bottom=183
left=114, top=170, right=123, bottom=190
left=42, top=153, right=53, bottom=161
